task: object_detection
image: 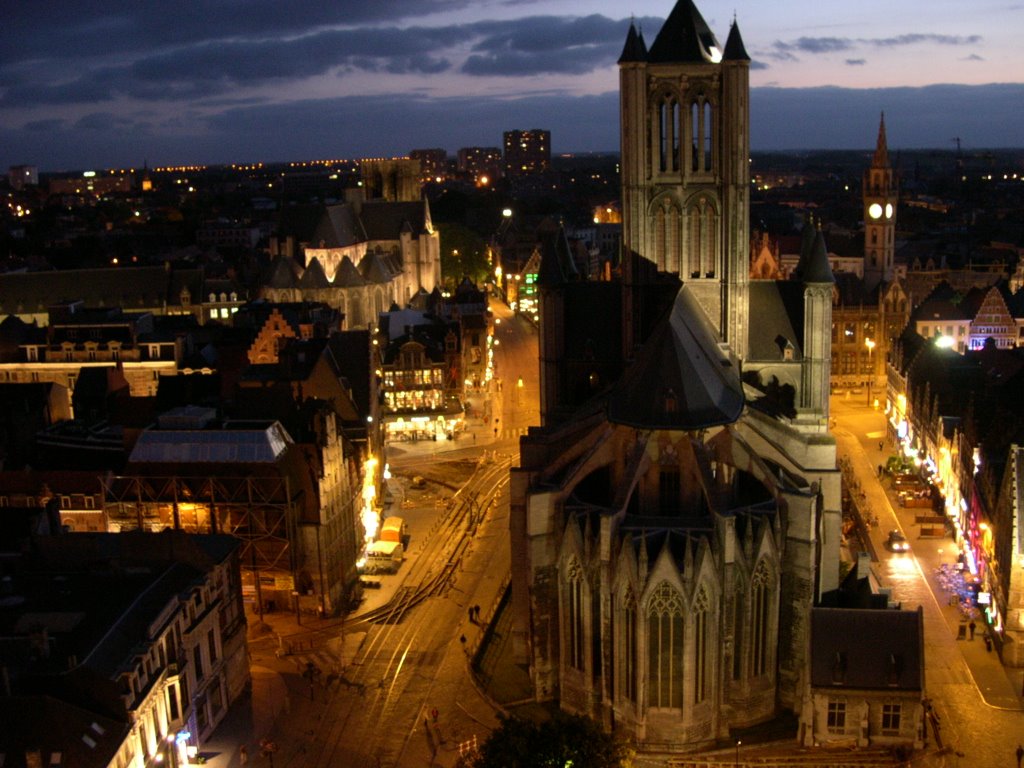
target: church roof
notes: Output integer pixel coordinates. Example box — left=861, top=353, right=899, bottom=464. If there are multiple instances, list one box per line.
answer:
left=607, top=286, right=743, bottom=429
left=618, top=21, right=649, bottom=63
left=359, top=251, right=399, bottom=284
left=723, top=20, right=750, bottom=61
left=332, top=256, right=367, bottom=287
left=872, top=112, right=889, bottom=169
left=312, top=204, right=363, bottom=248
left=747, top=281, right=805, bottom=361
left=359, top=200, right=428, bottom=241
left=803, top=229, right=836, bottom=285
left=647, top=0, right=722, bottom=64
left=297, top=257, right=330, bottom=289
left=536, top=226, right=578, bottom=287
left=266, top=255, right=299, bottom=289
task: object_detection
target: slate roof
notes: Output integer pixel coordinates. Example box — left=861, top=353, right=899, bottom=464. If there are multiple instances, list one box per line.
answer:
left=298, top=257, right=330, bottom=289
left=0, top=695, right=128, bottom=768
left=723, top=20, right=750, bottom=61
left=359, top=200, right=428, bottom=241
left=747, top=281, right=805, bottom=361
left=810, top=607, right=923, bottom=691
left=265, top=255, right=300, bottom=289
left=311, top=204, right=363, bottom=248
left=647, top=0, right=721, bottom=64
left=128, top=419, right=292, bottom=463
left=332, top=256, right=368, bottom=287
left=0, top=267, right=204, bottom=316
left=607, top=286, right=743, bottom=429
left=618, top=22, right=648, bottom=63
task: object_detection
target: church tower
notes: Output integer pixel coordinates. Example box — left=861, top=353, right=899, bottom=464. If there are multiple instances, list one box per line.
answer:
left=619, top=3, right=751, bottom=358
left=863, top=113, right=898, bottom=290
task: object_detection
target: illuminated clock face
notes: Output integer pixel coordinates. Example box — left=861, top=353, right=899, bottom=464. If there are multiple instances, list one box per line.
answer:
left=885, top=203, right=894, bottom=219
left=868, top=203, right=883, bottom=219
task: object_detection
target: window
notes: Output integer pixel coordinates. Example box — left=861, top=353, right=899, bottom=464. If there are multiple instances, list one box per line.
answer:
left=827, top=699, right=846, bottom=731
left=693, top=587, right=709, bottom=703
left=751, top=561, right=771, bottom=677
left=207, top=628, right=218, bottom=663
left=882, top=703, right=901, bottom=732
left=622, top=589, right=637, bottom=703
left=659, top=466, right=681, bottom=514
left=732, top=584, right=744, bottom=680
left=647, top=582, right=684, bottom=709
left=566, top=559, right=585, bottom=670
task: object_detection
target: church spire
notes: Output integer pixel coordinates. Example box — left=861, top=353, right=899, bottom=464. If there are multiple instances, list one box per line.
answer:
left=872, top=112, right=889, bottom=168
left=618, top=19, right=649, bottom=63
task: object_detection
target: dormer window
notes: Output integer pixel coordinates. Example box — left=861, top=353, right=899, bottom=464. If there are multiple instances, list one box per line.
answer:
left=831, top=651, right=847, bottom=684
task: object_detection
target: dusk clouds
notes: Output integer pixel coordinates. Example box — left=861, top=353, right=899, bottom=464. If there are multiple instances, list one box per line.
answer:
left=1, top=0, right=1021, bottom=170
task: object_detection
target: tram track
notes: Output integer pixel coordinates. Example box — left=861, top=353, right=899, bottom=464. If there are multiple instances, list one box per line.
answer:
left=295, top=454, right=511, bottom=768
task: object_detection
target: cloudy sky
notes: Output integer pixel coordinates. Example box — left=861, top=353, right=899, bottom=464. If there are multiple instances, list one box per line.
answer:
left=2, top=0, right=1022, bottom=171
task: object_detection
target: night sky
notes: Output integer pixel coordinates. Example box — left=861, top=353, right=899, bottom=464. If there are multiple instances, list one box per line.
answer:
left=2, top=0, right=1022, bottom=171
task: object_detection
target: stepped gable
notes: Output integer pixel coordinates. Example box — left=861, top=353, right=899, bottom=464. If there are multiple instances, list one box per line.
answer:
left=607, top=286, right=743, bottom=429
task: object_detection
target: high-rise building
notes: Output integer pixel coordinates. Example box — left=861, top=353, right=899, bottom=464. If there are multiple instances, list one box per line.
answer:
left=509, top=0, right=845, bottom=750
left=409, top=148, right=448, bottom=182
left=456, top=146, right=503, bottom=184
left=503, top=129, right=550, bottom=176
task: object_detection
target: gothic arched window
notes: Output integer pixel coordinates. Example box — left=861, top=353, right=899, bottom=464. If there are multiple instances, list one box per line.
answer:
left=693, top=586, right=710, bottom=703
left=621, top=586, right=638, bottom=703
left=751, top=561, right=772, bottom=677
left=566, top=559, right=585, bottom=670
left=647, top=582, right=684, bottom=709
left=732, top=580, right=745, bottom=680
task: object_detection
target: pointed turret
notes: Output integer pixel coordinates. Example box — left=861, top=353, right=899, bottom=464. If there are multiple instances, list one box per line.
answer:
left=618, top=21, right=648, bottom=63
left=648, top=0, right=722, bottom=63
left=723, top=19, right=750, bottom=61
left=793, top=213, right=817, bottom=281
left=872, top=112, right=889, bottom=168
left=803, top=228, right=835, bottom=285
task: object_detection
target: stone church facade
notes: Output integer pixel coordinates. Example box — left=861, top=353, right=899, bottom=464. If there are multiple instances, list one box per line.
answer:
left=509, top=0, right=842, bottom=752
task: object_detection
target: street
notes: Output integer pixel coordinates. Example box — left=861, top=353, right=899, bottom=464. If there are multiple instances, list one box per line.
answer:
left=831, top=393, right=1024, bottom=767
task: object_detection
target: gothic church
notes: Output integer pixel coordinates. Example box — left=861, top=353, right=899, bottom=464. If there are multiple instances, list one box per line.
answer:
left=509, top=0, right=841, bottom=750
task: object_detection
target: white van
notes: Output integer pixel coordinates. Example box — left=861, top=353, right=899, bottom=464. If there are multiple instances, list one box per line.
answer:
left=365, top=540, right=404, bottom=573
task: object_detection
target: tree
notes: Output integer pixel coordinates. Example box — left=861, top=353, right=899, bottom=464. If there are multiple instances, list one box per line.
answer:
left=436, top=222, right=491, bottom=286
left=469, top=712, right=632, bottom=768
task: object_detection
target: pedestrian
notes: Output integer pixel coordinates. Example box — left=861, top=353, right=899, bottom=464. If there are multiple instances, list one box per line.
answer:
left=239, top=745, right=248, bottom=766
left=1016, top=743, right=1023, bottom=768
left=968, top=620, right=976, bottom=640
left=878, top=440, right=884, bottom=452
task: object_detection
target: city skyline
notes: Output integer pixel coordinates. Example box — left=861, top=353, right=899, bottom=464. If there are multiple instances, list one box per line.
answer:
left=2, top=0, right=1023, bottom=171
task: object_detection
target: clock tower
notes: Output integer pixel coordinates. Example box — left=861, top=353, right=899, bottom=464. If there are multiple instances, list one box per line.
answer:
left=863, top=113, right=897, bottom=290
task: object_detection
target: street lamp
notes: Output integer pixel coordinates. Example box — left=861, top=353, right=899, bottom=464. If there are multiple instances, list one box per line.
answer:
left=864, top=337, right=876, bottom=406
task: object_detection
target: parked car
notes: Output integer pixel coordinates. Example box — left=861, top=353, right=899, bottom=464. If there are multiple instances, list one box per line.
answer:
left=885, top=530, right=910, bottom=552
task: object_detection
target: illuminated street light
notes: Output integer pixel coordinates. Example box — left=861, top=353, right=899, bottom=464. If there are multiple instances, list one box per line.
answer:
left=864, top=338, right=876, bottom=406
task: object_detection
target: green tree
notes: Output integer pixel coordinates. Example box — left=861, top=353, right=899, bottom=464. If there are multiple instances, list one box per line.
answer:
left=436, top=221, right=491, bottom=287
left=469, top=713, right=632, bottom=768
